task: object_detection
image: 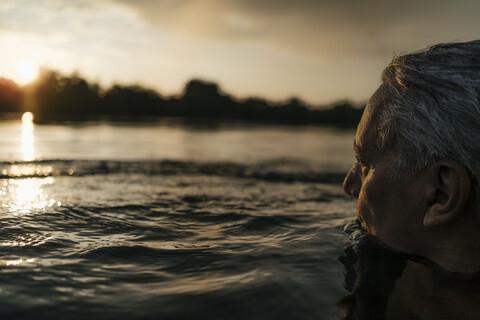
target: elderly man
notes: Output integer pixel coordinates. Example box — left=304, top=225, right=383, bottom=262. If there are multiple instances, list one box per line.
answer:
left=340, top=40, right=480, bottom=320
left=343, top=40, right=480, bottom=274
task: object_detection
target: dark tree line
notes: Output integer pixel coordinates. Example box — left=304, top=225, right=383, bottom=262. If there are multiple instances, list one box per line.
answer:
left=0, top=69, right=364, bottom=126
left=0, top=78, right=23, bottom=113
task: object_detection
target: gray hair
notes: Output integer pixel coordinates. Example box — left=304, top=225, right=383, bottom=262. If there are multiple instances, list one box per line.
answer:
left=378, top=40, right=480, bottom=208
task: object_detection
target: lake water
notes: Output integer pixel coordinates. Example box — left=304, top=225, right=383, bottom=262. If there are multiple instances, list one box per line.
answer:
left=0, top=115, right=359, bottom=319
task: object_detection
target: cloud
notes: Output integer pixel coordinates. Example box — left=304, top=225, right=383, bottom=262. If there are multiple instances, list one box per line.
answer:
left=109, top=0, right=480, bottom=59
left=7, top=0, right=478, bottom=61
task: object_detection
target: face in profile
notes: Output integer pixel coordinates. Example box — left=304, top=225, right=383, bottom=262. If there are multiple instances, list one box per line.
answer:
left=342, top=84, right=427, bottom=255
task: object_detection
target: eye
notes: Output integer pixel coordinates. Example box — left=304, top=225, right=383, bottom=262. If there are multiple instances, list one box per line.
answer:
left=354, top=157, right=372, bottom=179
left=353, top=141, right=374, bottom=172
left=361, top=163, right=370, bottom=176
left=355, top=153, right=370, bottom=168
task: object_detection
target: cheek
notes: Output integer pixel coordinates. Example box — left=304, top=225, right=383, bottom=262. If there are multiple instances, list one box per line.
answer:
left=356, top=182, right=373, bottom=228
left=356, top=175, right=389, bottom=232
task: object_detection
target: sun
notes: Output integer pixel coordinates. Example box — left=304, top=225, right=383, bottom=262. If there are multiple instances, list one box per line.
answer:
left=16, top=60, right=39, bottom=84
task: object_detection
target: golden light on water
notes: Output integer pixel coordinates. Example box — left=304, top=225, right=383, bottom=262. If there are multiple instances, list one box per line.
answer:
left=0, top=233, right=53, bottom=247
left=22, top=112, right=35, bottom=161
left=2, top=177, right=59, bottom=215
left=0, top=112, right=61, bottom=215
left=4, top=164, right=53, bottom=177
left=5, top=258, right=35, bottom=267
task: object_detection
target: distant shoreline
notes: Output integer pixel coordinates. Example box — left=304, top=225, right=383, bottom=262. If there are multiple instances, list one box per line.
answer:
left=0, top=112, right=360, bottom=131
left=0, top=70, right=365, bottom=127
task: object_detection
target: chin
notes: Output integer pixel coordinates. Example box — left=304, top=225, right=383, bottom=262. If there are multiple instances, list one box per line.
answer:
left=356, top=213, right=369, bottom=232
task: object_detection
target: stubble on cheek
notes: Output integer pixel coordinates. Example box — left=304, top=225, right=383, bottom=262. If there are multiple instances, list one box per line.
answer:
left=356, top=183, right=384, bottom=236
left=356, top=199, right=372, bottom=233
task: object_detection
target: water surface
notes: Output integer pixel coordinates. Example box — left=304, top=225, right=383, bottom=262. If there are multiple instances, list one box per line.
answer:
left=0, top=117, right=359, bottom=319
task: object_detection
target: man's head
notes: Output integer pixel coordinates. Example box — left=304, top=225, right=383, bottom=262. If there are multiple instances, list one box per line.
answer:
left=343, top=40, right=480, bottom=273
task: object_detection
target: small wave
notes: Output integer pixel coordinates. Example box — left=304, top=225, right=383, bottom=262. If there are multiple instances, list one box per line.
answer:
left=0, top=159, right=346, bottom=183
left=79, top=245, right=217, bottom=266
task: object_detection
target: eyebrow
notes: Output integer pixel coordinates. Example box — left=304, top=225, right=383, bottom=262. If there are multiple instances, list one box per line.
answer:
left=353, top=141, right=367, bottom=164
left=353, top=141, right=361, bottom=157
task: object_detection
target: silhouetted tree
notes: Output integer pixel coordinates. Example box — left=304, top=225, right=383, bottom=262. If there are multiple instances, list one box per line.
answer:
left=0, top=78, right=23, bottom=113
left=29, top=70, right=101, bottom=121
left=176, top=80, right=239, bottom=118
left=102, top=85, right=166, bottom=117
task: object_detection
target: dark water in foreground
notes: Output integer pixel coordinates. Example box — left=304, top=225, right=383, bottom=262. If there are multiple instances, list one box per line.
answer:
left=0, top=160, right=355, bottom=319
left=0, top=120, right=359, bottom=319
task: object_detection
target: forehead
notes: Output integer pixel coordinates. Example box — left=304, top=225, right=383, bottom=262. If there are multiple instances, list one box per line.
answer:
left=355, top=83, right=392, bottom=153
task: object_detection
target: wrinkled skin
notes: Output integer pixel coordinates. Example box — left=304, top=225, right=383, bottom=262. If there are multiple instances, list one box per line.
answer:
left=343, top=84, right=427, bottom=256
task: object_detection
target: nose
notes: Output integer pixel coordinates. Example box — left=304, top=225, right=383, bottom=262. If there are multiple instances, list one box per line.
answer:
left=343, top=164, right=361, bottom=199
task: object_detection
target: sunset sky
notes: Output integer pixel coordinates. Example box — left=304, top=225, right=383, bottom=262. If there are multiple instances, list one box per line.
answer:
left=1, top=0, right=479, bottom=105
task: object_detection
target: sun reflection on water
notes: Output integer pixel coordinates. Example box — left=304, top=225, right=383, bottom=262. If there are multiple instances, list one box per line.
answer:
left=4, top=165, right=53, bottom=177
left=21, top=112, right=35, bottom=161
left=2, top=177, right=60, bottom=215
left=0, top=233, right=54, bottom=247
left=5, top=258, right=35, bottom=267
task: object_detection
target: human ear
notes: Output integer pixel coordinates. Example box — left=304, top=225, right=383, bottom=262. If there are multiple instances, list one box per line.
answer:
left=423, top=161, right=471, bottom=228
